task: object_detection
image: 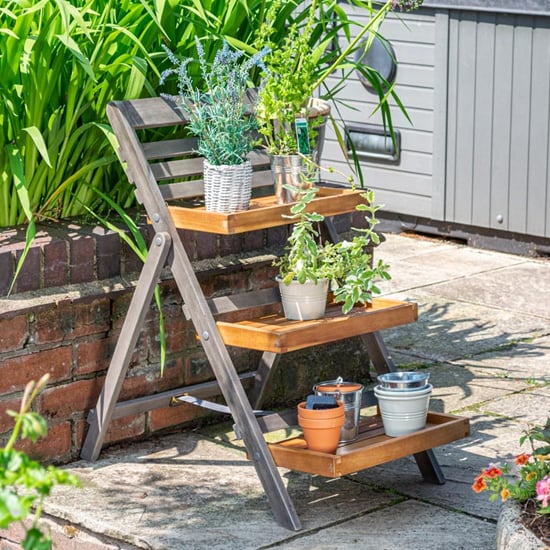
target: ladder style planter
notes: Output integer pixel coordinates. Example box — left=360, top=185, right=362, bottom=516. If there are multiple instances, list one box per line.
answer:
left=81, top=95, right=470, bottom=531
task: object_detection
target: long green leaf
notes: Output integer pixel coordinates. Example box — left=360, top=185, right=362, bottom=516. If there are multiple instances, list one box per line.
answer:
left=7, top=145, right=36, bottom=296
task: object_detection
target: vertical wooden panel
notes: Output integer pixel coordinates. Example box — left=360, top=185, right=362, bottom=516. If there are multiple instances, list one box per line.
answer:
left=526, top=23, right=550, bottom=236
left=488, top=15, right=514, bottom=232
left=508, top=18, right=533, bottom=233
left=471, top=15, right=496, bottom=228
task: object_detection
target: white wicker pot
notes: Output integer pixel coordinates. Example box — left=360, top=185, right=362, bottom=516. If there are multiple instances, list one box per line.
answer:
left=203, top=159, right=252, bottom=212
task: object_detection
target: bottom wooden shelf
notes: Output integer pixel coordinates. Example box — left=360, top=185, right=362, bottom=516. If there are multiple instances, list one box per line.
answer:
left=267, top=412, right=470, bottom=478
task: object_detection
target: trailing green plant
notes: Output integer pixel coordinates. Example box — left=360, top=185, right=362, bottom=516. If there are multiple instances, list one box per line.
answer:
left=160, top=38, right=269, bottom=166
left=0, top=375, right=80, bottom=550
left=274, top=181, right=391, bottom=314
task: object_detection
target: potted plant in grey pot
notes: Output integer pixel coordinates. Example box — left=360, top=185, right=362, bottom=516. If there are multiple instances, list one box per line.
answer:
left=161, top=39, right=269, bottom=212
left=274, top=182, right=391, bottom=320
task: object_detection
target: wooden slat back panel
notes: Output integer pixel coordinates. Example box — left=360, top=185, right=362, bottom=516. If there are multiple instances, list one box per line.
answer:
left=109, top=94, right=273, bottom=202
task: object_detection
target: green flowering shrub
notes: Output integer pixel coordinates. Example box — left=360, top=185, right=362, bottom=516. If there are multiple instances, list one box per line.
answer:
left=0, top=375, right=80, bottom=550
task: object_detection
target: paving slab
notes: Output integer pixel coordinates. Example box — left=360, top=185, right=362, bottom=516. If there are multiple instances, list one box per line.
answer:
left=48, top=433, right=400, bottom=550
left=379, top=294, right=547, bottom=362
left=377, top=238, right=525, bottom=295
left=274, top=499, right=496, bottom=550
left=410, top=261, right=550, bottom=320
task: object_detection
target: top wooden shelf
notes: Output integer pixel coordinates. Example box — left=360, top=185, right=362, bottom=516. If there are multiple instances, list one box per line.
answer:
left=167, top=186, right=366, bottom=234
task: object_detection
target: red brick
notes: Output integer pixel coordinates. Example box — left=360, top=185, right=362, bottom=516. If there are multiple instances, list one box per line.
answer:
left=69, top=234, right=95, bottom=284
left=0, top=347, right=72, bottom=394
left=14, top=246, right=41, bottom=293
left=119, top=360, right=184, bottom=402
left=31, top=303, right=69, bottom=344
left=149, top=402, right=200, bottom=432
left=219, top=233, right=242, bottom=256
left=43, top=239, right=69, bottom=288
left=195, top=232, right=218, bottom=260
left=70, top=298, right=111, bottom=338
left=75, top=337, right=111, bottom=375
left=0, top=396, right=22, bottom=435
left=0, top=247, right=14, bottom=296
left=267, top=224, right=289, bottom=246
left=242, top=229, right=265, bottom=251
left=15, top=421, right=72, bottom=462
left=33, top=298, right=110, bottom=344
left=0, top=314, right=28, bottom=353
left=104, top=414, right=145, bottom=445
left=39, top=378, right=104, bottom=421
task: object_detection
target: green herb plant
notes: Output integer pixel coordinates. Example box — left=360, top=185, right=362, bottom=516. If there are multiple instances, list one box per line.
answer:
left=274, top=182, right=391, bottom=314
left=0, top=375, right=80, bottom=550
left=160, top=39, right=269, bottom=166
left=254, top=0, right=423, bottom=161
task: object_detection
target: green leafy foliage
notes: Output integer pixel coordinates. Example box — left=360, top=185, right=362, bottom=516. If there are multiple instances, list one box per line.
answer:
left=472, top=418, right=550, bottom=515
left=160, top=39, right=269, bottom=165
left=274, top=183, right=391, bottom=313
left=0, top=375, right=80, bottom=550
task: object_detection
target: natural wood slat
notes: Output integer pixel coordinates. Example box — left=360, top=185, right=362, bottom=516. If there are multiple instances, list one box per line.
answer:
left=267, top=412, right=470, bottom=477
left=167, top=186, right=367, bottom=234
left=217, top=298, right=418, bottom=353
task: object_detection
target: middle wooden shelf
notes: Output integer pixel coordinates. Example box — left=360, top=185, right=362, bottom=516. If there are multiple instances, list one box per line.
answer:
left=216, top=297, right=418, bottom=353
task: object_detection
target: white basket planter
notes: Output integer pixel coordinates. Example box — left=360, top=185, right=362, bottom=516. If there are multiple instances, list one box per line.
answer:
left=203, top=159, right=252, bottom=212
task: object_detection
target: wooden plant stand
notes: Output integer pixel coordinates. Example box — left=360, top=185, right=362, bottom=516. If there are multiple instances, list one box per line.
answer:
left=80, top=96, right=470, bottom=531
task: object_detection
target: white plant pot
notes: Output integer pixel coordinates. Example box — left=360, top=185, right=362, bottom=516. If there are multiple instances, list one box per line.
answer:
left=374, top=384, right=432, bottom=437
left=277, top=277, right=329, bottom=320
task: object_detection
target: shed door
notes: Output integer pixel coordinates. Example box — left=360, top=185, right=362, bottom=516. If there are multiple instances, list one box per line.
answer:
left=445, top=11, right=550, bottom=238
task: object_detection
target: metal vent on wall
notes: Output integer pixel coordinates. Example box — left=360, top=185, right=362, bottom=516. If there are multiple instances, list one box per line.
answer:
left=355, top=35, right=398, bottom=93
left=346, top=124, right=401, bottom=163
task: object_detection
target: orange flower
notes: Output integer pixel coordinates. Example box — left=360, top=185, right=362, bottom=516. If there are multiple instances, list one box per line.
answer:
left=472, top=475, right=488, bottom=493
left=500, top=488, right=510, bottom=502
left=484, top=466, right=502, bottom=478
left=526, top=471, right=538, bottom=481
left=515, top=453, right=530, bottom=465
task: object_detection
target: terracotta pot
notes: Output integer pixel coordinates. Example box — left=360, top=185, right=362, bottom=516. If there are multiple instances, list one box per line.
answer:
left=297, top=401, right=345, bottom=453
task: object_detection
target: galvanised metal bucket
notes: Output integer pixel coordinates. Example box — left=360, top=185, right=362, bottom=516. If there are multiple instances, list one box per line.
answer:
left=314, top=377, right=364, bottom=442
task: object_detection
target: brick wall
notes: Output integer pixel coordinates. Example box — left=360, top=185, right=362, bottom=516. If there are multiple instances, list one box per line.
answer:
left=0, top=211, right=370, bottom=463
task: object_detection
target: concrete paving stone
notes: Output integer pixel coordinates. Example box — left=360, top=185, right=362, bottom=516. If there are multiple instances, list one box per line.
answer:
left=425, top=362, right=531, bottom=414
left=460, top=334, right=550, bottom=383
left=476, top=386, right=550, bottom=425
left=409, top=261, right=550, bottom=321
left=48, top=433, right=400, bottom=550
left=274, top=499, right=496, bottom=549
left=349, top=414, right=518, bottom=521
left=378, top=294, right=548, bottom=362
left=377, top=236, right=524, bottom=296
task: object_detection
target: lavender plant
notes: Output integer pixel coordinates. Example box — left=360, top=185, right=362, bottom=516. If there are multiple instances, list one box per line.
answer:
left=161, top=39, right=269, bottom=166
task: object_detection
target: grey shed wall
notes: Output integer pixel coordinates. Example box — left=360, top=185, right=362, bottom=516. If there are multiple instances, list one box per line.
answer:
left=322, top=3, right=550, bottom=241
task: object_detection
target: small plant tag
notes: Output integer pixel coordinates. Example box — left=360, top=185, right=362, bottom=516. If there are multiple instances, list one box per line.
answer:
left=295, top=118, right=311, bottom=155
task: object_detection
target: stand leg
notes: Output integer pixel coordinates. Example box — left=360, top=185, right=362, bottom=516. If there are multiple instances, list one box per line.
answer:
left=361, top=332, right=396, bottom=374
left=249, top=352, right=281, bottom=409
left=414, top=450, right=446, bottom=484
left=81, top=233, right=172, bottom=462
left=170, top=239, right=302, bottom=531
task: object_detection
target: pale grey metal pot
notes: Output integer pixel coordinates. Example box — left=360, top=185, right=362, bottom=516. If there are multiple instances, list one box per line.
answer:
left=277, top=277, right=329, bottom=320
